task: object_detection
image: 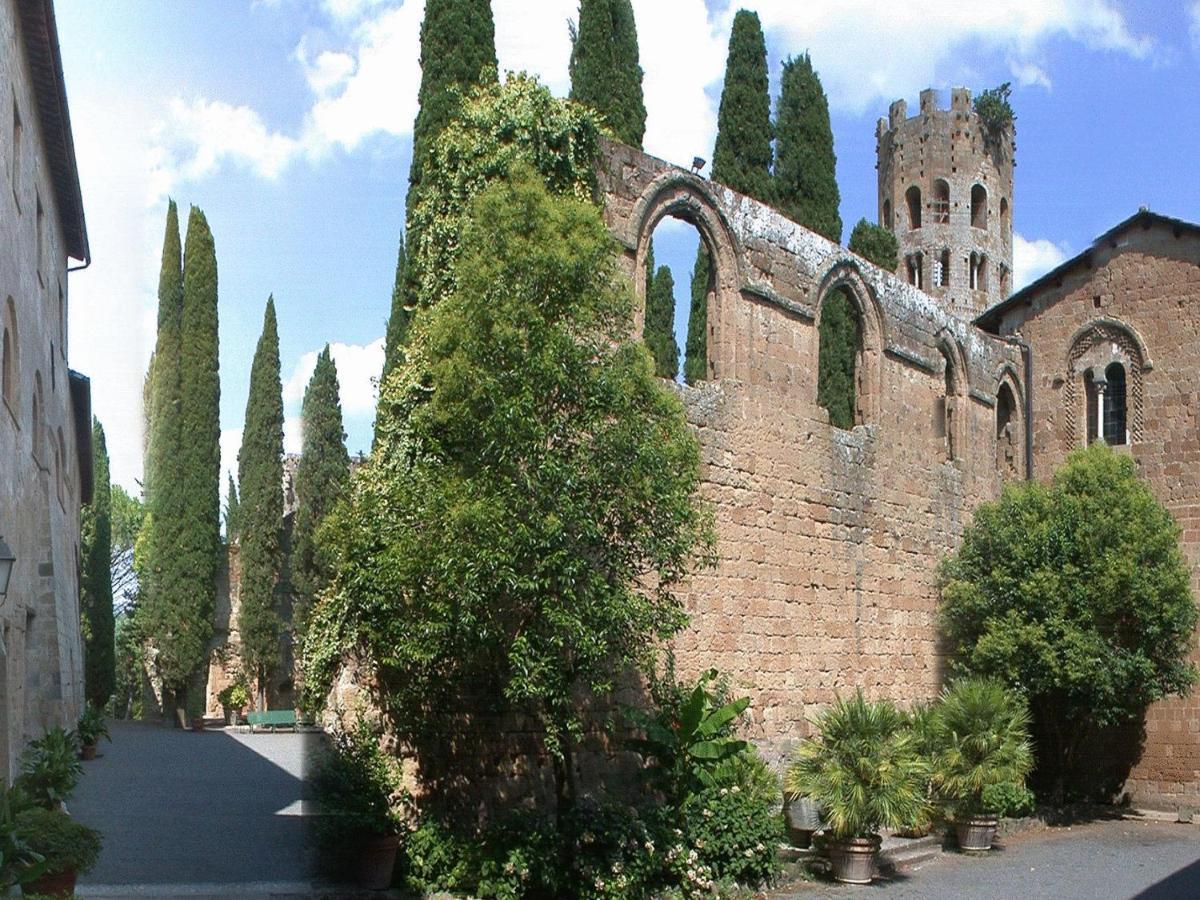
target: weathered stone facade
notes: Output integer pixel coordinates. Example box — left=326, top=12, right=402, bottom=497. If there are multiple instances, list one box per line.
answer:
left=979, top=212, right=1200, bottom=810
left=877, top=89, right=1014, bottom=319
left=0, top=0, right=91, bottom=783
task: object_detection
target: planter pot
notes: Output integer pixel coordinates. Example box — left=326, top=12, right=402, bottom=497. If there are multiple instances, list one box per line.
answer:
left=826, top=835, right=881, bottom=884
left=22, top=868, right=77, bottom=897
left=227, top=709, right=241, bottom=727
left=80, top=742, right=97, bottom=760
left=191, top=716, right=206, bottom=731
left=356, top=833, right=400, bottom=890
left=784, top=796, right=823, bottom=848
left=955, top=814, right=1000, bottom=851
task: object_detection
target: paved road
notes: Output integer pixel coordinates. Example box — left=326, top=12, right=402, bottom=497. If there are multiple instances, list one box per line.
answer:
left=70, top=720, right=327, bottom=893
left=787, top=819, right=1200, bottom=899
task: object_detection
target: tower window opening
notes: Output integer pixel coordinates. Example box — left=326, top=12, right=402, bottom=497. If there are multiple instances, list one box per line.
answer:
left=906, top=185, right=922, bottom=229
left=1000, top=197, right=1009, bottom=237
left=936, top=249, right=951, bottom=286
left=971, top=184, right=987, bottom=229
left=940, top=348, right=957, bottom=460
left=998, top=264, right=1009, bottom=297
left=1104, top=362, right=1128, bottom=446
left=906, top=253, right=923, bottom=289
left=883, top=199, right=892, bottom=230
left=969, top=253, right=988, bottom=291
left=932, top=179, right=950, bottom=224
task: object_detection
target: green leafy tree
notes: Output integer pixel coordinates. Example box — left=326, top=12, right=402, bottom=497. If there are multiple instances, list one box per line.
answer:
left=237, top=298, right=285, bottom=711
left=223, top=474, right=240, bottom=543
left=109, top=485, right=143, bottom=611
left=643, top=255, right=679, bottom=380
left=711, top=9, right=772, bottom=204
left=684, top=252, right=709, bottom=384
left=80, top=418, right=115, bottom=708
left=292, top=346, right=350, bottom=636
left=773, top=53, right=842, bottom=243
left=305, top=165, right=712, bottom=821
left=381, top=234, right=410, bottom=385
left=848, top=218, right=899, bottom=272
left=816, top=288, right=860, bottom=429
left=569, top=0, right=646, bottom=148
left=939, top=445, right=1198, bottom=801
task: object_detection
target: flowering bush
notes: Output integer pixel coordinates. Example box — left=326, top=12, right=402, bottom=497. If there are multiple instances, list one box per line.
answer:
left=680, top=783, right=780, bottom=887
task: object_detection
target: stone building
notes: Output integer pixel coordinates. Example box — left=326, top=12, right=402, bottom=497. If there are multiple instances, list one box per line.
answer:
left=0, top=0, right=92, bottom=783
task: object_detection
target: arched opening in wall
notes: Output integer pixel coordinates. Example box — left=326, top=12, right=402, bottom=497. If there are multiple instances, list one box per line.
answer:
left=998, top=264, right=1009, bottom=298
left=57, top=428, right=67, bottom=504
left=971, top=184, right=988, bottom=229
left=1104, top=362, right=1128, bottom=445
left=906, top=253, right=923, bottom=288
left=641, top=217, right=710, bottom=385
left=906, top=185, right=922, bottom=229
left=969, top=253, right=988, bottom=291
left=1000, top=197, right=1009, bottom=236
left=932, top=179, right=950, bottom=224
left=996, top=382, right=1021, bottom=478
left=32, top=372, right=43, bottom=464
left=883, top=199, right=893, bottom=230
left=2, top=297, right=16, bottom=409
left=934, top=248, right=950, bottom=287
left=1084, top=369, right=1099, bottom=444
left=938, top=347, right=959, bottom=460
left=817, top=286, right=863, bottom=430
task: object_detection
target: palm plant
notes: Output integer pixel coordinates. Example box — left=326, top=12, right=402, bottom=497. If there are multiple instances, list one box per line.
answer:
left=784, top=691, right=929, bottom=841
left=897, top=700, right=940, bottom=835
left=932, top=678, right=1033, bottom=817
left=16, top=728, right=83, bottom=810
left=77, top=704, right=111, bottom=748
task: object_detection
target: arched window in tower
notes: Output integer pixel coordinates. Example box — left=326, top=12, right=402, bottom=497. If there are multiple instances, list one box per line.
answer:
left=971, top=184, right=988, bottom=229
left=883, top=199, right=893, bottom=230
left=996, top=382, right=1020, bottom=478
left=57, top=427, right=67, bottom=504
left=1000, top=197, right=1009, bottom=236
left=1104, top=362, right=1128, bottom=446
left=906, top=253, right=923, bottom=288
left=906, top=185, right=922, bottom=229
left=1084, top=369, right=1099, bottom=444
left=998, top=264, right=1009, bottom=298
left=969, top=252, right=979, bottom=290
left=32, top=372, right=44, bottom=463
left=932, top=179, right=950, bottom=224
left=939, top=348, right=958, bottom=461
left=817, top=286, right=863, bottom=430
left=2, top=298, right=16, bottom=410
left=935, top=249, right=950, bottom=287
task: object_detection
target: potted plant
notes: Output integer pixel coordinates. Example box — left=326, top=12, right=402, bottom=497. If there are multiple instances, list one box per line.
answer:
left=313, top=718, right=407, bottom=889
left=785, top=691, right=929, bottom=884
left=77, top=704, right=111, bottom=760
left=218, top=682, right=250, bottom=726
left=15, top=728, right=83, bottom=811
left=895, top=700, right=940, bottom=838
left=0, top=787, right=46, bottom=895
left=13, top=805, right=102, bottom=897
left=931, top=678, right=1033, bottom=851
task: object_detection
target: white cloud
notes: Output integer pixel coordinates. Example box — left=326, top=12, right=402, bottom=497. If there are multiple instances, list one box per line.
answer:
left=494, top=0, right=574, bottom=95
left=1008, top=59, right=1052, bottom=90
left=283, top=338, right=385, bottom=419
left=1013, top=232, right=1070, bottom=290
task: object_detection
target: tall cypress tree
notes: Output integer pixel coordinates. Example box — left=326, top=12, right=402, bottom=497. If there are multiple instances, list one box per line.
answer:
left=81, top=418, right=115, bottom=708
left=685, top=11, right=772, bottom=383
left=644, top=264, right=679, bottom=380
left=569, top=0, right=646, bottom=147
left=381, top=233, right=409, bottom=385
left=292, top=346, right=350, bottom=637
left=224, top=474, right=240, bottom=543
left=773, top=53, right=842, bottom=243
left=237, top=298, right=284, bottom=710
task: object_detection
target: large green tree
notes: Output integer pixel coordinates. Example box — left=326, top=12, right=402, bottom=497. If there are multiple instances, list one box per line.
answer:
left=80, top=418, right=115, bottom=708
left=292, top=345, right=350, bottom=636
left=223, top=474, right=240, bottom=543
left=644, top=258, right=679, bottom=380
left=848, top=218, right=899, bottom=272
left=773, top=53, right=842, bottom=243
left=569, top=0, right=646, bottom=148
left=940, top=445, right=1198, bottom=801
left=816, top=289, right=860, bottom=430
left=684, top=252, right=709, bottom=385
left=304, top=88, right=710, bottom=818
left=237, top=298, right=285, bottom=710
left=110, top=485, right=144, bottom=612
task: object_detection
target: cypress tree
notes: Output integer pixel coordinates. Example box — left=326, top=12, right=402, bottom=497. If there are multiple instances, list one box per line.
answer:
left=773, top=53, right=842, bottom=244
left=81, top=417, right=115, bottom=708
left=381, top=233, right=410, bottom=384
left=817, top=289, right=860, bottom=429
left=711, top=10, right=772, bottom=203
left=569, top=0, right=646, bottom=147
left=237, top=298, right=285, bottom=711
left=644, top=264, right=679, bottom=380
left=224, top=474, right=240, bottom=543
left=292, top=346, right=350, bottom=637
left=159, top=205, right=220, bottom=708
left=684, top=251, right=709, bottom=384
left=848, top=218, right=899, bottom=272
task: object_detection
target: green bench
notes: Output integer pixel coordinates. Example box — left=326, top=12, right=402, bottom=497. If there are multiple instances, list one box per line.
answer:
left=246, top=709, right=297, bottom=731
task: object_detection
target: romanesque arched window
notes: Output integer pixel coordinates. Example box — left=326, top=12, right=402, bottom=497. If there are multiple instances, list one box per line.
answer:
left=936, top=248, right=950, bottom=287
left=1067, top=320, right=1148, bottom=448
left=971, top=184, right=987, bottom=229
left=906, top=253, right=923, bottom=288
left=1000, top=197, right=1009, bottom=236
left=932, top=179, right=950, bottom=224
left=906, top=185, right=922, bottom=229
left=31, top=371, right=44, bottom=463
left=996, top=381, right=1021, bottom=479
left=817, top=287, right=862, bottom=430
left=939, top=345, right=960, bottom=461
left=1104, top=362, right=1128, bottom=446
left=2, top=297, right=16, bottom=410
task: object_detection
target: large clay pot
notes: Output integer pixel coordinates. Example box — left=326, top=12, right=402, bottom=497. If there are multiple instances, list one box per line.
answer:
left=784, top=796, right=823, bottom=847
left=191, top=716, right=206, bottom=732
left=80, top=742, right=97, bottom=760
left=356, top=833, right=400, bottom=890
left=22, top=868, right=77, bottom=897
left=955, top=814, right=999, bottom=851
left=826, top=834, right=881, bottom=884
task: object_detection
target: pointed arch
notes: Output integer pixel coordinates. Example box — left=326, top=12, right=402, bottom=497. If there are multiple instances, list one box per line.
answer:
left=815, top=260, right=884, bottom=426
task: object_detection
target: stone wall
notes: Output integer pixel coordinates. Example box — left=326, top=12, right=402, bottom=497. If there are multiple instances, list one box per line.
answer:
left=986, top=218, right=1200, bottom=810
left=599, top=139, right=1024, bottom=767
left=0, top=0, right=86, bottom=783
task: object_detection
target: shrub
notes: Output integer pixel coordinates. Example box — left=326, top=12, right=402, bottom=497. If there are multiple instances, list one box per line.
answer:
left=0, top=787, right=45, bottom=891
left=931, top=678, right=1033, bottom=819
left=679, top=783, right=780, bottom=886
left=217, top=681, right=249, bottom=712
left=784, top=691, right=928, bottom=840
left=77, top=704, right=111, bottom=748
left=981, top=782, right=1036, bottom=818
left=14, top=806, right=102, bottom=877
left=939, top=444, right=1196, bottom=800
left=402, top=817, right=476, bottom=895
left=16, top=728, right=83, bottom=809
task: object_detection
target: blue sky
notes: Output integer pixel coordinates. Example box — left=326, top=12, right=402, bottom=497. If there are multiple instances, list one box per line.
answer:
left=55, top=0, right=1200, bottom=491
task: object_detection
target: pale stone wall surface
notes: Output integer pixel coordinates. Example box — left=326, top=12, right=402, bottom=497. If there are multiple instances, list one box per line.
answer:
left=0, top=0, right=85, bottom=783
left=990, top=223, right=1200, bottom=810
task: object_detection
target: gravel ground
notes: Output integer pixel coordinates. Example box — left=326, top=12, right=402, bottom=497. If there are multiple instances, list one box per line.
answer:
left=781, top=818, right=1200, bottom=899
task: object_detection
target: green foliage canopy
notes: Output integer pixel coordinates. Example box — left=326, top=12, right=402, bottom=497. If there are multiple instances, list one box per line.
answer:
left=940, top=445, right=1198, bottom=798
left=816, top=288, right=860, bottom=430
left=381, top=234, right=410, bottom=385
left=80, top=418, right=115, bottom=708
left=643, top=258, right=679, bottom=380
left=848, top=218, right=899, bottom=272
left=711, top=9, right=772, bottom=204
left=569, top=0, right=646, bottom=148
left=684, top=250, right=709, bottom=385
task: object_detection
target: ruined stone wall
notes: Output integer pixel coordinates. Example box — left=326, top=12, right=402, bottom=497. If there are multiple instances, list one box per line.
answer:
left=989, top=223, right=1200, bottom=810
left=599, top=140, right=1024, bottom=767
left=0, top=0, right=85, bottom=783
left=877, top=89, right=1014, bottom=319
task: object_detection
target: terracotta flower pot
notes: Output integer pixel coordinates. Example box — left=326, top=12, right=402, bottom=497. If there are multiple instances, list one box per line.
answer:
left=955, top=814, right=999, bottom=851
left=191, top=716, right=206, bottom=731
left=80, top=742, right=97, bottom=760
left=23, top=868, right=77, bottom=897
left=826, top=834, right=881, bottom=884
left=784, top=796, right=823, bottom=847
left=356, top=833, right=400, bottom=890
